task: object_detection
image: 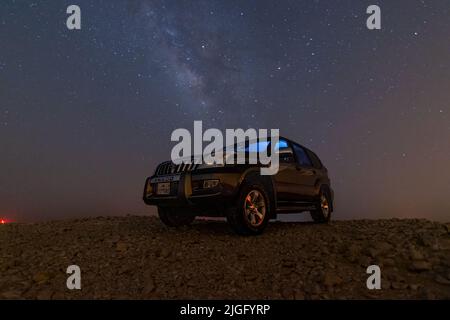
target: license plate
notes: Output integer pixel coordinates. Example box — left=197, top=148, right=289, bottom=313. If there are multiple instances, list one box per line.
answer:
left=157, top=182, right=171, bottom=195
left=150, top=175, right=180, bottom=183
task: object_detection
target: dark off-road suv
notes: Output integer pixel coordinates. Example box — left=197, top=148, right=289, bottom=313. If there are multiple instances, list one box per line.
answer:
left=143, top=137, right=334, bottom=235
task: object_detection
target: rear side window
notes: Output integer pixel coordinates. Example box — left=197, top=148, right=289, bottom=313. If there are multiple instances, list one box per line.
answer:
left=293, top=144, right=312, bottom=167
left=306, top=149, right=323, bottom=169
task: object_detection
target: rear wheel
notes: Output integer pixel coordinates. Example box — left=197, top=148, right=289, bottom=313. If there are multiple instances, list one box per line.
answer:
left=310, top=188, right=332, bottom=223
left=158, top=207, right=195, bottom=227
left=226, top=182, right=271, bottom=235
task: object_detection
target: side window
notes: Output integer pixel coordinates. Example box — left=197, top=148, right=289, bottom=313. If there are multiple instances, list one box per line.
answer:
left=306, top=149, right=323, bottom=169
left=275, top=139, right=295, bottom=163
left=293, top=144, right=312, bottom=167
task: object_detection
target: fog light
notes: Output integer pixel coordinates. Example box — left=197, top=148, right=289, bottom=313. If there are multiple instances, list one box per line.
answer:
left=203, top=179, right=219, bottom=189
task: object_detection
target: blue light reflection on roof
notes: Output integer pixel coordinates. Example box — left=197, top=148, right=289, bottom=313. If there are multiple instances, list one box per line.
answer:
left=242, top=139, right=288, bottom=152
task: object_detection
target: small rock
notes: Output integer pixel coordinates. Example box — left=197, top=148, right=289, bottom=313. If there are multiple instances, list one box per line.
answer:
left=417, top=234, right=437, bottom=248
left=186, top=280, right=197, bottom=287
left=409, top=261, right=432, bottom=272
left=116, top=242, right=128, bottom=252
left=374, top=242, right=394, bottom=255
left=244, top=273, right=258, bottom=281
left=281, top=288, right=294, bottom=299
left=142, top=279, right=156, bottom=294
left=366, top=247, right=378, bottom=258
left=409, top=247, right=425, bottom=261
left=434, top=275, right=450, bottom=285
left=358, top=256, right=372, bottom=267
left=156, top=248, right=170, bottom=258
left=52, top=292, right=66, bottom=299
left=420, top=288, right=435, bottom=300
left=293, top=289, right=305, bottom=300
left=1, top=290, right=23, bottom=299
left=431, top=244, right=440, bottom=251
left=36, top=289, right=53, bottom=300
left=445, top=224, right=450, bottom=234
left=33, top=272, right=50, bottom=284
left=322, top=272, right=343, bottom=287
left=345, top=244, right=360, bottom=260
left=311, top=284, right=321, bottom=295
left=282, top=260, right=296, bottom=268
left=383, top=258, right=395, bottom=267
left=409, top=284, right=419, bottom=291
left=304, top=283, right=321, bottom=295
left=391, top=282, right=408, bottom=290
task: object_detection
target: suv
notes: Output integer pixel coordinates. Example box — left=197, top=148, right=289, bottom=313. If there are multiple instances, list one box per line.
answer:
left=143, top=137, right=334, bottom=235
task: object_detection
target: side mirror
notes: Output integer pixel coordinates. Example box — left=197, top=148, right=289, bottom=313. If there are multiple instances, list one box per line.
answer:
left=279, top=153, right=295, bottom=164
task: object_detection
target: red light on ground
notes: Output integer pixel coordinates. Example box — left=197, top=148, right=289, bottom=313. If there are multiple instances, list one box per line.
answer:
left=0, top=219, right=6, bottom=224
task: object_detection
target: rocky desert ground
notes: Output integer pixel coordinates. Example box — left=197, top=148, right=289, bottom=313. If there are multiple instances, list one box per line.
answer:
left=0, top=216, right=449, bottom=299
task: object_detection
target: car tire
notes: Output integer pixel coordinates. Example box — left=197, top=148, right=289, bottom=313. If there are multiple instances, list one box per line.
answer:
left=226, top=181, right=271, bottom=235
left=158, top=207, right=195, bottom=227
left=310, top=187, right=332, bottom=223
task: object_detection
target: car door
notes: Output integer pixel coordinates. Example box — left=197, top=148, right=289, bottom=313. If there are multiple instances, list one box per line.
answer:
left=272, top=140, right=303, bottom=204
left=292, top=143, right=317, bottom=200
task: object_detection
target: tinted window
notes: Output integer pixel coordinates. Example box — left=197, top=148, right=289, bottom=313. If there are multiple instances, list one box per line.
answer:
left=237, top=139, right=287, bottom=153
left=306, top=149, right=323, bottom=169
left=293, top=144, right=312, bottom=167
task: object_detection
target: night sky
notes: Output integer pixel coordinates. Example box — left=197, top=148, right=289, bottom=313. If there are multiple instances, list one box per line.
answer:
left=1, top=1, right=449, bottom=222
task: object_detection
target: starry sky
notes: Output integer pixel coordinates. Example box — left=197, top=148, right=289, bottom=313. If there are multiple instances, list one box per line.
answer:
left=1, top=0, right=449, bottom=222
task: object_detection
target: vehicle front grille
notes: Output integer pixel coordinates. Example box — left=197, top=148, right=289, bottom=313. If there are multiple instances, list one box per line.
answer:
left=156, top=161, right=198, bottom=176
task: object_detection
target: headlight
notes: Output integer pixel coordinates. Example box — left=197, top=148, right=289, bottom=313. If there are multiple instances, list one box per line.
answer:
left=196, top=152, right=229, bottom=169
left=145, top=179, right=153, bottom=197
left=203, top=179, right=220, bottom=189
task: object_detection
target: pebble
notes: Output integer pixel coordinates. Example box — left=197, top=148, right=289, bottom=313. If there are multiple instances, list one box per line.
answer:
left=409, top=261, right=432, bottom=272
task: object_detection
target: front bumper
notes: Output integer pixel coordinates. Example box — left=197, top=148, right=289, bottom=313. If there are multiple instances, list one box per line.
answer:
left=143, top=171, right=241, bottom=209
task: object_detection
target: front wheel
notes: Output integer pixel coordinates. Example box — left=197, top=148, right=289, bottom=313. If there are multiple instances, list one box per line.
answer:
left=310, top=188, right=332, bottom=223
left=158, top=207, right=196, bottom=227
left=226, top=182, right=271, bottom=235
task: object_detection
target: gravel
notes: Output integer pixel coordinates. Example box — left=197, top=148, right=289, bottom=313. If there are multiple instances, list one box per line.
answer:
left=0, top=216, right=449, bottom=299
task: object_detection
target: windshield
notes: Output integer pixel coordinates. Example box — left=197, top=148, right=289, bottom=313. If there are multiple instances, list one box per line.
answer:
left=233, top=139, right=288, bottom=153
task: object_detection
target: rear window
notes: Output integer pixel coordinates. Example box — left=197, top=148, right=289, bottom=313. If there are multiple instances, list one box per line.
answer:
left=293, top=144, right=312, bottom=167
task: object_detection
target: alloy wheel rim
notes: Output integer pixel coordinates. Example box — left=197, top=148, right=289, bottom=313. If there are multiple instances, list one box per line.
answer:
left=321, top=194, right=329, bottom=217
left=244, top=190, right=266, bottom=227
